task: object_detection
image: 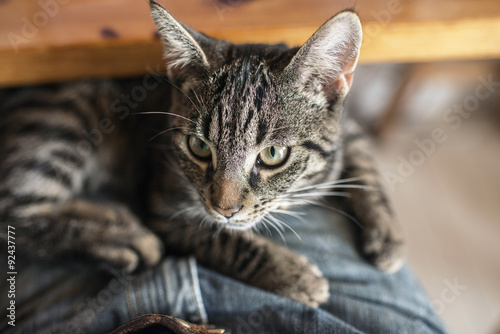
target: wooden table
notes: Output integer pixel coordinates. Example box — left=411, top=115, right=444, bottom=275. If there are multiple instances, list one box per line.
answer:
left=1, top=0, right=500, bottom=87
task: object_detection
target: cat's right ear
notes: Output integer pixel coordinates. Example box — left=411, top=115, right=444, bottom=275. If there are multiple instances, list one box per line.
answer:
left=282, top=10, right=362, bottom=102
left=149, top=1, right=211, bottom=81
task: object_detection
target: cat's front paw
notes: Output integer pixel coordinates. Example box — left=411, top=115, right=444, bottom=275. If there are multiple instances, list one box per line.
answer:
left=272, top=255, right=330, bottom=308
left=364, top=237, right=404, bottom=274
left=90, top=230, right=163, bottom=273
left=362, top=216, right=405, bottom=273
left=84, top=204, right=164, bottom=273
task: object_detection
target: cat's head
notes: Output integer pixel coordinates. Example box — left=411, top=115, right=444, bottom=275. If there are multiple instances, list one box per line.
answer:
left=150, top=1, right=362, bottom=229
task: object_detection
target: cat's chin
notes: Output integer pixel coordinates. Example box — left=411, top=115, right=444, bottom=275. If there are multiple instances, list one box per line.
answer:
left=218, top=219, right=259, bottom=231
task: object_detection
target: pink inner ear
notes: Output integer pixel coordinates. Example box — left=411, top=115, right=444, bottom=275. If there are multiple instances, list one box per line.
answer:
left=336, top=52, right=358, bottom=94
left=285, top=12, right=362, bottom=100
left=328, top=55, right=357, bottom=96
left=343, top=71, right=354, bottom=91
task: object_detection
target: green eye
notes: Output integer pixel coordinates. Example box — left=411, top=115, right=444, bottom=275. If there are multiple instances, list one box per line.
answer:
left=257, top=145, right=289, bottom=167
left=188, top=136, right=211, bottom=160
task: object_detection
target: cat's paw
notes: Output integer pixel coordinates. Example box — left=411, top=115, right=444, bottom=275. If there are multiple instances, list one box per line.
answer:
left=272, top=255, right=330, bottom=308
left=90, top=231, right=163, bottom=273
left=362, top=219, right=405, bottom=273
left=85, top=204, right=164, bottom=273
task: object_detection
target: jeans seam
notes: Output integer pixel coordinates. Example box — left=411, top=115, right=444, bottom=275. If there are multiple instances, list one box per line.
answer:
left=133, top=276, right=145, bottom=316
left=188, top=257, right=208, bottom=324
left=125, top=277, right=136, bottom=320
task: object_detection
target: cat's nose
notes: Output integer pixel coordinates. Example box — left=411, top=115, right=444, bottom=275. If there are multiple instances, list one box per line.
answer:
left=213, top=204, right=243, bottom=218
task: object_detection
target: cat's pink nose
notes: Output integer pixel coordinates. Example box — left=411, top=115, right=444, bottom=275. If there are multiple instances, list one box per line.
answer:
left=213, top=204, right=243, bottom=218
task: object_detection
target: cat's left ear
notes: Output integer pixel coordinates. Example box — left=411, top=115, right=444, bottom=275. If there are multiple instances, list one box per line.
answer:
left=283, top=10, right=362, bottom=100
left=149, top=0, right=211, bottom=81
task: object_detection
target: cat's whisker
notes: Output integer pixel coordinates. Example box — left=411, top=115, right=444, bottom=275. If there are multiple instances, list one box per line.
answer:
left=267, top=215, right=285, bottom=233
left=157, top=75, right=203, bottom=115
left=251, top=224, right=260, bottom=235
left=278, top=199, right=312, bottom=209
left=276, top=197, right=362, bottom=229
left=286, top=177, right=364, bottom=194
left=323, top=206, right=363, bottom=229
left=271, top=209, right=306, bottom=216
left=285, top=181, right=347, bottom=194
left=255, top=220, right=273, bottom=237
left=268, top=213, right=302, bottom=241
left=263, top=223, right=273, bottom=237
left=301, top=199, right=363, bottom=229
left=214, top=223, right=225, bottom=237
left=190, top=88, right=206, bottom=113
left=148, top=126, right=185, bottom=142
left=309, top=184, right=375, bottom=191
left=332, top=176, right=364, bottom=184
left=130, top=111, right=198, bottom=124
left=168, top=207, right=192, bottom=221
left=271, top=209, right=307, bottom=225
left=262, top=217, right=286, bottom=243
left=287, top=191, right=351, bottom=198
left=198, top=216, right=211, bottom=231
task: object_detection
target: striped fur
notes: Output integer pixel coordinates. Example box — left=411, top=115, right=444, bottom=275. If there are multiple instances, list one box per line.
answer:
left=0, top=81, right=165, bottom=272
left=0, top=4, right=404, bottom=311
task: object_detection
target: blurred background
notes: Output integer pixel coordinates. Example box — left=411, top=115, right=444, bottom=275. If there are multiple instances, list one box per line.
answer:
left=348, top=61, right=500, bottom=334
left=1, top=0, right=499, bottom=333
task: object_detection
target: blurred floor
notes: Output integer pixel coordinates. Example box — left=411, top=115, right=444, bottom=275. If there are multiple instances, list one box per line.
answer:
left=351, top=61, right=500, bottom=334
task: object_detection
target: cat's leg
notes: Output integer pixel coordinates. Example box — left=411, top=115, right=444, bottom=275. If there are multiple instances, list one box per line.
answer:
left=0, top=82, right=163, bottom=273
left=150, top=220, right=329, bottom=307
left=1, top=200, right=163, bottom=272
left=340, top=119, right=405, bottom=273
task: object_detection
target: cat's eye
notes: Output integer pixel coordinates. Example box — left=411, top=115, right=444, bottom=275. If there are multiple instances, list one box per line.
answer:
left=188, top=136, right=211, bottom=160
left=257, top=145, right=289, bottom=168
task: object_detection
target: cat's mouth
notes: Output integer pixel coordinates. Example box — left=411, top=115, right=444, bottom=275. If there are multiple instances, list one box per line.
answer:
left=203, top=202, right=258, bottom=230
left=212, top=215, right=261, bottom=231
left=199, top=194, right=264, bottom=230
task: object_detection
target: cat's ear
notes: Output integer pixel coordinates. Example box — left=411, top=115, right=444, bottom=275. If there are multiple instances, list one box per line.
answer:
left=149, top=0, right=211, bottom=81
left=283, top=10, right=362, bottom=100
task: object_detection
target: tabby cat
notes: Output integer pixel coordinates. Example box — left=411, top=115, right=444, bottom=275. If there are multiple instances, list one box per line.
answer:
left=0, top=0, right=404, bottom=308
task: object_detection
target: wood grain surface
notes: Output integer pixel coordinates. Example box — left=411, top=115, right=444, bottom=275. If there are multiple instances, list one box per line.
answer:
left=1, top=0, right=499, bottom=87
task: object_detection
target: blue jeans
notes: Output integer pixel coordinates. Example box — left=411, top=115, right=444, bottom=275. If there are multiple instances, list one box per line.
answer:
left=1, top=206, right=447, bottom=333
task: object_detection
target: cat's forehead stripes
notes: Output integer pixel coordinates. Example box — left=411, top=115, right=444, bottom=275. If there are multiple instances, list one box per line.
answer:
left=202, top=57, right=280, bottom=150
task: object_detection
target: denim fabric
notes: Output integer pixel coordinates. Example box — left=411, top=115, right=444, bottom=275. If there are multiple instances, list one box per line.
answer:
left=1, top=206, right=448, bottom=334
